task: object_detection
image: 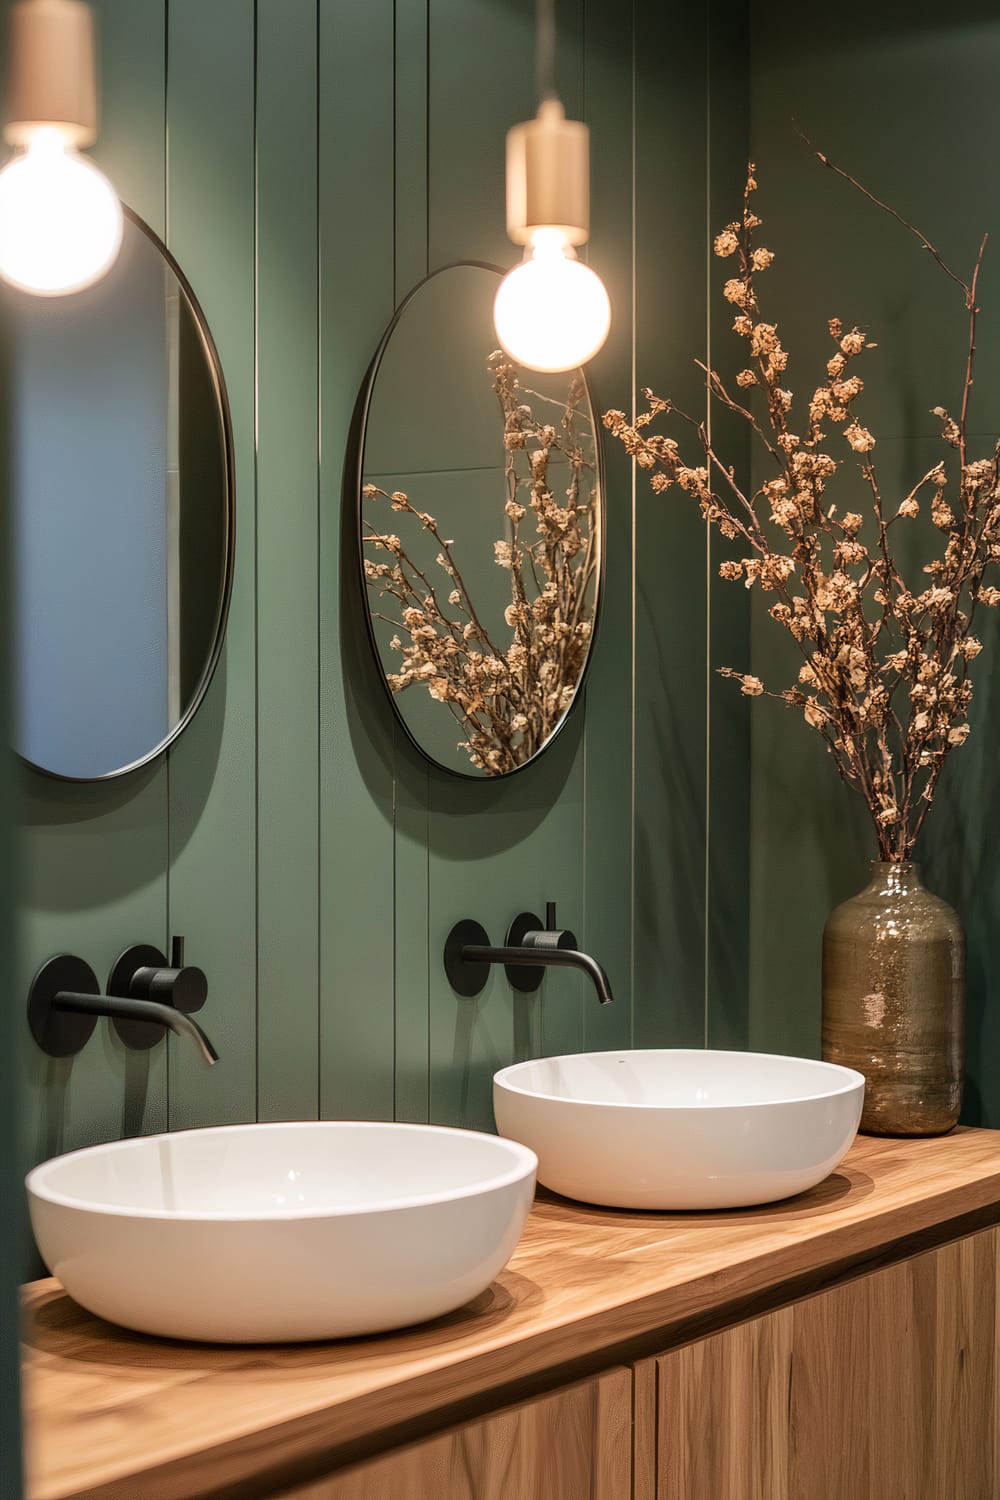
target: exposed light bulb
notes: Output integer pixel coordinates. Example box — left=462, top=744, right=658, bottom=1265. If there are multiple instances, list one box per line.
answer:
left=493, top=228, right=611, bottom=374
left=0, top=127, right=122, bottom=296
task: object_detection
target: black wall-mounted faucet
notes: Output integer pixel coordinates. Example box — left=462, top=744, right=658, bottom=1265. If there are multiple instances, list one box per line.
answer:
left=28, top=939, right=218, bottom=1066
left=444, top=903, right=614, bottom=1006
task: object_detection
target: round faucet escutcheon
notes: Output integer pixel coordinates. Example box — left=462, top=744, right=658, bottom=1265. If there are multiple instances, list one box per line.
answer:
left=108, top=940, right=208, bottom=1050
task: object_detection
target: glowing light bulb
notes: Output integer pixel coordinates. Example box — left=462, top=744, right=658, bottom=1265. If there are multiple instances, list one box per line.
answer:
left=493, top=228, right=611, bottom=374
left=0, top=128, right=123, bottom=296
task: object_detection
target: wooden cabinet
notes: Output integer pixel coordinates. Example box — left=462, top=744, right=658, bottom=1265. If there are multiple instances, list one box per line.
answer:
left=272, top=1367, right=632, bottom=1500
left=24, top=1134, right=1000, bottom=1500
left=274, top=1229, right=1000, bottom=1500
left=637, top=1225, right=1000, bottom=1500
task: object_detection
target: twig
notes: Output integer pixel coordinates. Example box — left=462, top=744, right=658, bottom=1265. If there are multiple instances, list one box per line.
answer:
left=793, top=121, right=972, bottom=303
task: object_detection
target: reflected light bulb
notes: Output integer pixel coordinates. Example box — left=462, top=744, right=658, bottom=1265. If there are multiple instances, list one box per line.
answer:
left=0, top=128, right=123, bottom=296
left=493, top=228, right=611, bottom=374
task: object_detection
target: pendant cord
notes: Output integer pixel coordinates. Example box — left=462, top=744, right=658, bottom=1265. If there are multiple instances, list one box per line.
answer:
left=535, top=0, right=557, bottom=103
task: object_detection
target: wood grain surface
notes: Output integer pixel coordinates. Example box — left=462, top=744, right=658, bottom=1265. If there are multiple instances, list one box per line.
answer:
left=21, top=1128, right=1000, bottom=1500
left=654, top=1224, right=999, bottom=1500
left=271, top=1366, right=631, bottom=1500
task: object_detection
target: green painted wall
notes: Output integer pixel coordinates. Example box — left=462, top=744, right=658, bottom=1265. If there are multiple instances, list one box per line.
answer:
left=12, top=0, right=749, bottom=1291
left=748, top=0, right=1000, bottom=1120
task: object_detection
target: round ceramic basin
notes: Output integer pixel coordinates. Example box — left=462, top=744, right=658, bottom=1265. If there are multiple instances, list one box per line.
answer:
left=26, top=1121, right=537, bottom=1342
left=494, top=1049, right=864, bottom=1210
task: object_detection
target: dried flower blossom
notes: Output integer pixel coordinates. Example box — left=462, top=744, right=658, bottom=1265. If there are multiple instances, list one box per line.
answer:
left=844, top=420, right=875, bottom=453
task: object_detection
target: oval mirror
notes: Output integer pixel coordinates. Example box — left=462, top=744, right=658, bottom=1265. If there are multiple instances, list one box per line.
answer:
left=3, top=208, right=234, bottom=781
left=357, top=263, right=603, bottom=778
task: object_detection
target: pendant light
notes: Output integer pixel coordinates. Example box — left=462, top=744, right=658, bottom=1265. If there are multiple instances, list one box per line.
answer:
left=492, top=0, right=611, bottom=373
left=0, top=0, right=122, bottom=297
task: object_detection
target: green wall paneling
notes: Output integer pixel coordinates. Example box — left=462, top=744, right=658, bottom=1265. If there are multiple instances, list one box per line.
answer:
left=631, top=0, right=711, bottom=1048
left=748, top=0, right=1000, bottom=1119
left=17, top=0, right=169, bottom=1205
left=255, top=0, right=321, bottom=1122
left=582, top=0, right=637, bottom=1052
left=706, top=0, right=751, bottom=1048
left=392, top=0, right=432, bottom=1123
left=165, top=0, right=257, bottom=1129
left=318, top=0, right=397, bottom=1122
left=394, top=743, right=431, bottom=1122
left=395, top=0, right=429, bottom=299
left=428, top=0, right=535, bottom=272
left=927, top=595, right=1000, bottom=1126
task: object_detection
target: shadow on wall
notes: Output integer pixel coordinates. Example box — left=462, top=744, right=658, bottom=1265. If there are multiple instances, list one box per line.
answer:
left=17, top=645, right=227, bottom=912
left=923, top=603, right=1000, bottom=1128
left=748, top=651, right=871, bottom=1063
left=633, top=578, right=706, bottom=1048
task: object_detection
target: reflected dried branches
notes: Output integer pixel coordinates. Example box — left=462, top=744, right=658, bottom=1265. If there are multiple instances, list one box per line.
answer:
left=363, top=355, right=599, bottom=775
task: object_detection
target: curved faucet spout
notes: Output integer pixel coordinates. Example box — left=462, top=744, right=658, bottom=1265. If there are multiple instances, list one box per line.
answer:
left=54, top=991, right=220, bottom=1065
left=461, top=943, right=615, bottom=1006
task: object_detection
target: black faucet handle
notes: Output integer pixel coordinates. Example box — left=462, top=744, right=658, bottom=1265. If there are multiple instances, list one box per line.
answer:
left=107, top=939, right=208, bottom=1049
left=511, top=906, right=579, bottom=953
left=160, top=936, right=208, bottom=1016
left=502, top=910, right=576, bottom=990
left=161, top=962, right=209, bottom=1016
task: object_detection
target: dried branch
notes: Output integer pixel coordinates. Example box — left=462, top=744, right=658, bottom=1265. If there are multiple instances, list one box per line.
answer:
left=793, top=121, right=972, bottom=303
left=604, top=158, right=997, bottom=861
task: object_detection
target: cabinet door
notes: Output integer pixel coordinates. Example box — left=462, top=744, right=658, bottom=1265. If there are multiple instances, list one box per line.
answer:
left=273, top=1366, right=632, bottom=1500
left=642, top=1226, right=999, bottom=1500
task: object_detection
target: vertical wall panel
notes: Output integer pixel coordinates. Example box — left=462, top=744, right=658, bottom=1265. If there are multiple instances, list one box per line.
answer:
left=17, top=0, right=169, bottom=1199
left=256, top=0, right=321, bottom=1121
left=166, top=0, right=258, bottom=1129
left=632, top=0, right=711, bottom=1048
left=427, top=0, right=533, bottom=272
left=583, top=0, right=637, bottom=1049
left=706, top=0, right=751, bottom=1048
left=392, top=0, right=433, bottom=1123
left=318, top=0, right=397, bottom=1122
left=395, top=0, right=429, bottom=299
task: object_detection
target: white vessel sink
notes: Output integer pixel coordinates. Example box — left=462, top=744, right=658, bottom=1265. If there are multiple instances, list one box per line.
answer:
left=26, top=1121, right=537, bottom=1343
left=494, top=1049, right=864, bottom=1210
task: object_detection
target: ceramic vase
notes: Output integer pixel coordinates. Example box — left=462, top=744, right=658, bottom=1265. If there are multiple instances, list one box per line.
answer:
left=821, top=861, right=964, bottom=1136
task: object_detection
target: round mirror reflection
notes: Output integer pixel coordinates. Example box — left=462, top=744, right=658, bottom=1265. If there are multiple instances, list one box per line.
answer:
left=4, top=209, right=234, bottom=781
left=358, top=263, right=603, bottom=778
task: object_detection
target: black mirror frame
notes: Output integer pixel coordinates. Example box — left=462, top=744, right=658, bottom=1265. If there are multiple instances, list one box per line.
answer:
left=348, top=260, right=607, bottom=782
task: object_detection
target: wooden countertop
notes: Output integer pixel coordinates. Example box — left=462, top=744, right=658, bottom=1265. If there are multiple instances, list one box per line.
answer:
left=22, top=1127, right=1000, bottom=1500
